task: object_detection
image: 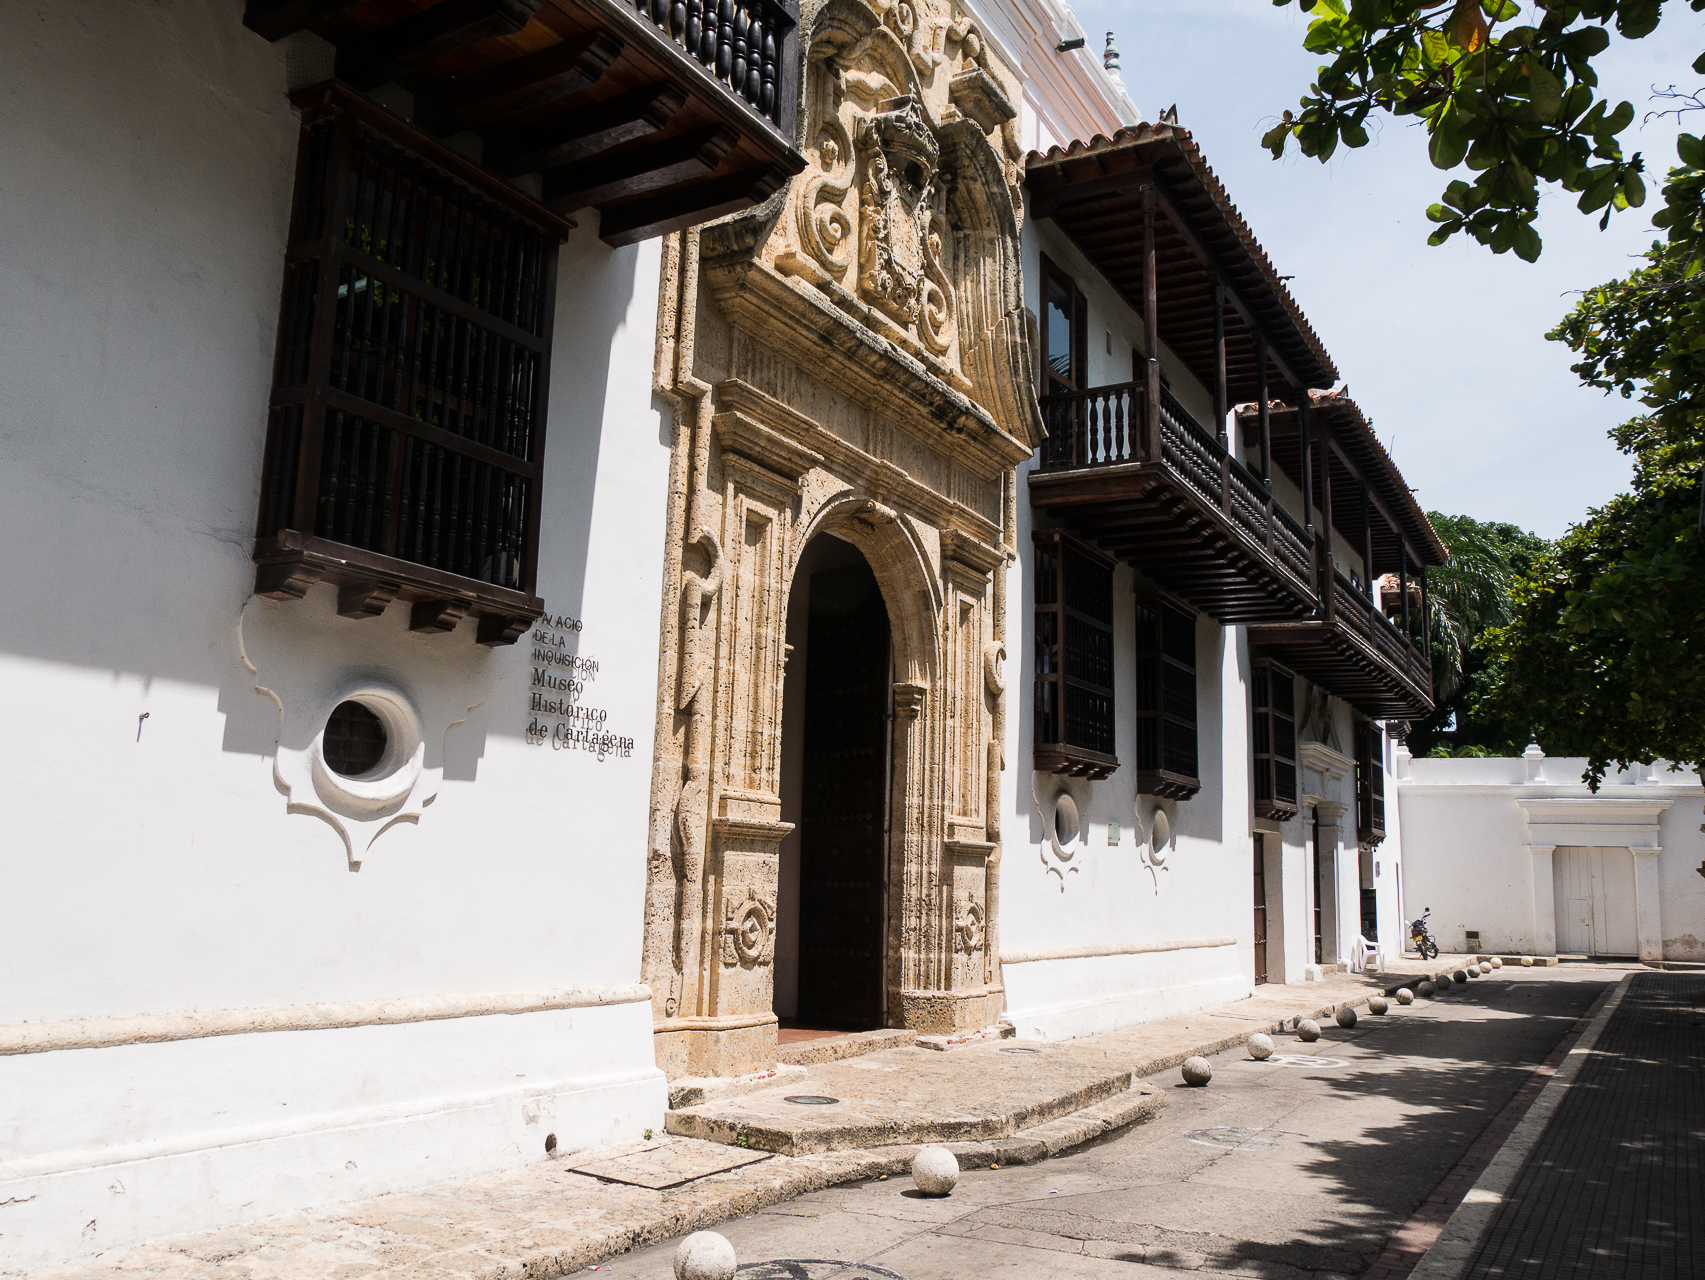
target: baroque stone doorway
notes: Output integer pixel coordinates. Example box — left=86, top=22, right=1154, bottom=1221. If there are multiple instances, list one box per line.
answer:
left=642, top=0, right=1042, bottom=1080
left=777, top=535, right=892, bottom=1032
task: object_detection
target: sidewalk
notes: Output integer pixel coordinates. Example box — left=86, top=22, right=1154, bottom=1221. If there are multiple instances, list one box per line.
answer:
left=19, top=965, right=1432, bottom=1280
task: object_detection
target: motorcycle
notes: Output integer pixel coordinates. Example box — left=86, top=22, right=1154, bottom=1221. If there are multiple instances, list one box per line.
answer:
left=1410, top=907, right=1439, bottom=961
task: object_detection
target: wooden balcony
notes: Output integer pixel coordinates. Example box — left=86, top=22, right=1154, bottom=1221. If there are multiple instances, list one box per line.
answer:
left=1250, top=569, right=1434, bottom=720
left=244, top=0, right=806, bottom=246
left=1028, top=381, right=1318, bottom=624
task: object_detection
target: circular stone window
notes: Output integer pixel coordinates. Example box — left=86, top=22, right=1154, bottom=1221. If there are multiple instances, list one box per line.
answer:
left=309, top=686, right=425, bottom=815
left=1053, top=792, right=1080, bottom=846
left=322, top=701, right=388, bottom=778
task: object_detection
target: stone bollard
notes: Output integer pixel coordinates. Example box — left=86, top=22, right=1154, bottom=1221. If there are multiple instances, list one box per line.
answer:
left=911, top=1146, right=960, bottom=1196
left=675, top=1232, right=737, bottom=1280
left=1417, top=980, right=1436, bottom=997
left=1395, top=988, right=1415, bottom=1005
left=1521, top=956, right=1534, bottom=966
left=1369, top=995, right=1390, bottom=1015
left=1248, top=1032, right=1275, bottom=1060
left=1453, top=968, right=1470, bottom=983
left=1182, top=1055, right=1213, bottom=1086
left=1435, top=973, right=1453, bottom=991
left=1296, top=1018, right=1322, bottom=1042
left=1336, top=1006, right=1358, bottom=1029
left=1490, top=956, right=1504, bottom=969
left=1478, top=961, right=1492, bottom=975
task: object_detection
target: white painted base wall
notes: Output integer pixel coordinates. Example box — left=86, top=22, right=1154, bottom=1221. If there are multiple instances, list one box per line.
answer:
left=1002, top=949, right=1249, bottom=1040
left=0, top=1003, right=665, bottom=1271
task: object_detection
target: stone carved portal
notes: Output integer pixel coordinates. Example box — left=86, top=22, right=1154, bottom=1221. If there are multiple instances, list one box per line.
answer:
left=645, top=0, right=1040, bottom=1079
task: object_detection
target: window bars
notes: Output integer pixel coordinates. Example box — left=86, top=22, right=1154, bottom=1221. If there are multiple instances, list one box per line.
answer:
left=254, top=85, right=566, bottom=644
left=1034, top=529, right=1118, bottom=779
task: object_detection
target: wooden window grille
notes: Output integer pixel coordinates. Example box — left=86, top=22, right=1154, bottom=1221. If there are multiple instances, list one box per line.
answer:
left=1034, top=529, right=1118, bottom=779
left=1252, top=657, right=1298, bottom=821
left=253, top=84, right=569, bottom=645
left=1135, top=594, right=1200, bottom=800
left=1355, top=718, right=1387, bottom=847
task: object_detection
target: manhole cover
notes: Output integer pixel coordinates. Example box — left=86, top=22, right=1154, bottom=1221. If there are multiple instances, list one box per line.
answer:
left=1183, top=1126, right=1307, bottom=1150
left=783, top=1095, right=841, bottom=1106
left=1001, top=1047, right=1042, bottom=1054
left=1265, top=1054, right=1347, bottom=1069
left=739, top=1263, right=908, bottom=1279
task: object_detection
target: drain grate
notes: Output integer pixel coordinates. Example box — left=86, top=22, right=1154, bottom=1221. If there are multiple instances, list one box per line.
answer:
left=783, top=1095, right=841, bottom=1105
left=739, top=1262, right=908, bottom=1279
left=1001, top=1047, right=1043, bottom=1054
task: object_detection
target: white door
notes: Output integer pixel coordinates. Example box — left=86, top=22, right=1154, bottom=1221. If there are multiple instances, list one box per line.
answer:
left=1552, top=846, right=1638, bottom=956
left=1588, top=846, right=1639, bottom=956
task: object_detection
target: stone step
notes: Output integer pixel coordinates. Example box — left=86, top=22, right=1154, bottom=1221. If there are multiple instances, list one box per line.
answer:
left=664, top=1039, right=1135, bottom=1157
left=775, top=1027, right=914, bottom=1067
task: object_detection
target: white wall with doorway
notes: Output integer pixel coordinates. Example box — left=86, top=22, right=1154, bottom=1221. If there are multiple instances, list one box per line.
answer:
left=1396, top=750, right=1704, bottom=962
left=0, top=2, right=671, bottom=1267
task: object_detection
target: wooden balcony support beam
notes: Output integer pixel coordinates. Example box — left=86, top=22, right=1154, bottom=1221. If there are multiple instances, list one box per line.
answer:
left=243, top=0, right=362, bottom=41
left=437, top=29, right=626, bottom=128
left=543, top=125, right=738, bottom=211
left=335, top=0, right=545, bottom=90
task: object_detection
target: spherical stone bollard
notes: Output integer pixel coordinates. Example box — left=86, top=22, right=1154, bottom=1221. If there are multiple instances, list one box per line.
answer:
left=1478, top=961, right=1493, bottom=975
left=1521, top=955, right=1535, bottom=967
left=911, top=1146, right=960, bottom=1197
left=1369, top=995, right=1390, bottom=1015
left=1396, top=988, right=1415, bottom=1005
left=1182, top=1056, right=1213, bottom=1086
left=1435, top=973, right=1453, bottom=991
left=1296, top=1018, right=1322, bottom=1042
left=1453, top=968, right=1470, bottom=984
left=1335, top=1006, right=1358, bottom=1029
left=675, top=1231, right=737, bottom=1280
left=1490, top=956, right=1504, bottom=969
left=1416, top=980, right=1436, bottom=997
left=1247, top=1032, right=1275, bottom=1061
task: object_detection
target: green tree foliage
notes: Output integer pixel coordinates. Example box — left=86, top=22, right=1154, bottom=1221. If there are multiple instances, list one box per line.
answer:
left=1263, top=0, right=1701, bottom=258
left=1475, top=144, right=1705, bottom=784
left=1477, top=484, right=1704, bottom=783
left=1405, top=514, right=1549, bottom=756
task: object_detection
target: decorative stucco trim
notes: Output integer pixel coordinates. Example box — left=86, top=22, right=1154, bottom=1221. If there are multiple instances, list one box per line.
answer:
left=1001, top=936, right=1237, bottom=964
left=1, top=985, right=653, bottom=1055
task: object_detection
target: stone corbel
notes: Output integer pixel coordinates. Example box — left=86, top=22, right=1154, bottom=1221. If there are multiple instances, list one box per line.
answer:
left=894, top=682, right=927, bottom=719
left=713, top=410, right=824, bottom=483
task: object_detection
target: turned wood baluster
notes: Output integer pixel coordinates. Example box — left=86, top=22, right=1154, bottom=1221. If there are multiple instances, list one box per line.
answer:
left=731, top=4, right=750, bottom=98
left=686, top=0, right=704, bottom=64
left=744, top=6, right=764, bottom=102
left=715, top=0, right=734, bottom=81
left=760, top=12, right=777, bottom=118
left=670, top=0, right=686, bottom=39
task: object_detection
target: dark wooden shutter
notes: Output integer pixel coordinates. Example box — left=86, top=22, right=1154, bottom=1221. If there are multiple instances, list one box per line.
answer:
left=1135, top=594, right=1200, bottom=799
left=1355, top=718, right=1387, bottom=847
left=253, top=83, right=567, bottom=644
left=1034, top=529, right=1118, bottom=779
left=1252, top=656, right=1298, bottom=821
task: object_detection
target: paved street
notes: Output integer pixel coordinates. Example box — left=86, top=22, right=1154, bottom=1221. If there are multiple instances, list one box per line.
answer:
left=1463, top=972, right=1702, bottom=1280
left=595, top=970, right=1617, bottom=1280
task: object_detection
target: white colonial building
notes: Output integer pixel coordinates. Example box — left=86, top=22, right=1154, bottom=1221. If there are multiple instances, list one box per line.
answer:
left=1, top=0, right=1445, bottom=1270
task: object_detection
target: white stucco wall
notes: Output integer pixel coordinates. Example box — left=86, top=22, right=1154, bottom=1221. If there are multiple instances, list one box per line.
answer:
left=1396, top=752, right=1704, bottom=962
left=0, top=2, right=671, bottom=1266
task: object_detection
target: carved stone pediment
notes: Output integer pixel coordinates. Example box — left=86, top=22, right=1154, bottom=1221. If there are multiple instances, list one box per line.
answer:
left=700, top=0, right=1042, bottom=464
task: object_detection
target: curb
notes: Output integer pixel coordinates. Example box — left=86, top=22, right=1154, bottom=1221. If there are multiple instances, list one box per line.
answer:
left=1405, top=973, right=1633, bottom=1280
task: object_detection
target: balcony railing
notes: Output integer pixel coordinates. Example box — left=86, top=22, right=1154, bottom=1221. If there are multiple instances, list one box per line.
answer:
left=1329, top=569, right=1431, bottom=692
left=629, top=0, right=798, bottom=134
left=1037, top=380, right=1315, bottom=598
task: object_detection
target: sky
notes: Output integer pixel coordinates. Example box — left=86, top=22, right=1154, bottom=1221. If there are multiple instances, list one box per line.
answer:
left=1057, top=0, right=1702, bottom=539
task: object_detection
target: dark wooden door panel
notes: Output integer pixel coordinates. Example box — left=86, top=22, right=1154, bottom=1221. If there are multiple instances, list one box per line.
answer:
left=1253, top=836, right=1268, bottom=986
left=797, top=561, right=889, bottom=1031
